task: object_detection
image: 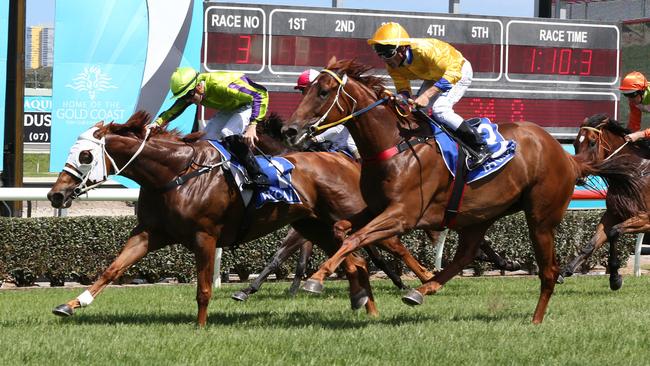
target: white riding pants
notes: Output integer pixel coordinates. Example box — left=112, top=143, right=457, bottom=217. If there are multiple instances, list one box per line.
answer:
left=201, top=105, right=253, bottom=140
left=417, top=61, right=473, bottom=131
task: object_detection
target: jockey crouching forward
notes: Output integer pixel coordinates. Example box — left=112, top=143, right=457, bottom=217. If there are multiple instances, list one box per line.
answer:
left=154, top=67, right=270, bottom=188
left=295, top=69, right=360, bottom=160
left=367, top=22, right=491, bottom=169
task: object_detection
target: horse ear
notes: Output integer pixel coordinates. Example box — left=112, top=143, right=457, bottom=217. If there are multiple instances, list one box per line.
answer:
left=602, top=117, right=610, bottom=124
left=326, top=56, right=337, bottom=68
left=583, top=117, right=588, bottom=124
left=94, top=121, right=104, bottom=127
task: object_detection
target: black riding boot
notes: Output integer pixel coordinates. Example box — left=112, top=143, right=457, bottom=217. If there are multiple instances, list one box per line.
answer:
left=223, top=135, right=271, bottom=188
left=454, top=120, right=492, bottom=169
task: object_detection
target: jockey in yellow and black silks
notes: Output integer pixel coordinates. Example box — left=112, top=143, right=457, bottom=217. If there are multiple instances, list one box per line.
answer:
left=368, top=22, right=490, bottom=169
left=155, top=67, right=270, bottom=187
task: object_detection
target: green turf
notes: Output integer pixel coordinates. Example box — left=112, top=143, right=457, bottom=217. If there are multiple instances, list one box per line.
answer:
left=1, top=276, right=649, bottom=365
left=23, top=153, right=58, bottom=177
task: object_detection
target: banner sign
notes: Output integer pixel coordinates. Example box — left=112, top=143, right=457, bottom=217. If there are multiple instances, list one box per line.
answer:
left=24, top=96, right=52, bottom=143
left=0, top=1, right=9, bottom=170
left=50, top=0, right=202, bottom=186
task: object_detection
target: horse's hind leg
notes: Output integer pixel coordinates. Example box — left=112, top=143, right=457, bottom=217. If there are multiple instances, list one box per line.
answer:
left=477, top=237, right=521, bottom=271
left=232, top=228, right=305, bottom=301
left=364, top=244, right=408, bottom=290
left=52, top=228, right=161, bottom=317
left=607, top=235, right=623, bottom=291
left=289, top=241, right=313, bottom=296
left=562, top=213, right=615, bottom=278
left=402, top=225, right=490, bottom=306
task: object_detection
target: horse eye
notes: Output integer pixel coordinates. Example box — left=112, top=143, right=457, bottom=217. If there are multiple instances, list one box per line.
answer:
left=318, top=89, right=329, bottom=99
left=79, top=150, right=93, bottom=164
left=588, top=139, right=596, bottom=148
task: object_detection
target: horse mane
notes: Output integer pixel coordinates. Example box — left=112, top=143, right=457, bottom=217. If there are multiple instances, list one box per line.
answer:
left=105, top=110, right=190, bottom=142
left=585, top=113, right=650, bottom=151
left=328, top=59, right=387, bottom=97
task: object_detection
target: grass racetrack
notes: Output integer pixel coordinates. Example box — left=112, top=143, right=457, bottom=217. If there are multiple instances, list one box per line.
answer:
left=2, top=276, right=650, bottom=365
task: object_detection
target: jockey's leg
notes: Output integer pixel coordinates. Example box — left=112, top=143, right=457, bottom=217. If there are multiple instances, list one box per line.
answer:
left=223, top=135, right=270, bottom=187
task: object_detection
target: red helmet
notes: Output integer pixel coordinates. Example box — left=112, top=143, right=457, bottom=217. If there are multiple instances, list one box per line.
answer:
left=620, top=71, right=648, bottom=93
left=294, top=69, right=319, bottom=90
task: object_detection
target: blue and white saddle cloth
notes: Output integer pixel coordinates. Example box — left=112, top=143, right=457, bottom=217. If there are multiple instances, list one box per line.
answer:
left=431, top=117, right=517, bottom=183
left=208, top=141, right=302, bottom=208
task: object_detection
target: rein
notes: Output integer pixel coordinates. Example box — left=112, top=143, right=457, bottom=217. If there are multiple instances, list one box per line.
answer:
left=309, top=68, right=388, bottom=136
left=579, top=124, right=628, bottom=161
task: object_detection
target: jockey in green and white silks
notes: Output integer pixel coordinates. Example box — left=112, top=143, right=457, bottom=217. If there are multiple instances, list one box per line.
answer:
left=154, top=67, right=271, bottom=187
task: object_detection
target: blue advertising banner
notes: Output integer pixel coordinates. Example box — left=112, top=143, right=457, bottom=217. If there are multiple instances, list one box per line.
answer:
left=0, top=0, right=9, bottom=171
left=50, top=0, right=202, bottom=187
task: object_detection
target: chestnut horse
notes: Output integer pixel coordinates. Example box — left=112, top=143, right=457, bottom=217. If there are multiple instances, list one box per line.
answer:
left=233, top=115, right=521, bottom=301
left=280, top=59, right=639, bottom=323
left=47, top=111, right=442, bottom=326
left=562, top=114, right=648, bottom=289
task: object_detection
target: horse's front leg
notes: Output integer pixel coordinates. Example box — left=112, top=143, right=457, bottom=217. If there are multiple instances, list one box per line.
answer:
left=231, top=228, right=305, bottom=301
left=289, top=240, right=313, bottom=296
left=562, top=213, right=615, bottom=278
left=194, top=231, right=217, bottom=327
left=607, top=234, right=623, bottom=291
left=303, top=207, right=409, bottom=293
left=52, top=228, right=156, bottom=317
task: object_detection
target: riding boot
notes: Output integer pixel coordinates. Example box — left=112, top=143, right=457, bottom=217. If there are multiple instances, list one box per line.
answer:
left=454, top=120, right=492, bottom=169
left=223, top=135, right=271, bottom=188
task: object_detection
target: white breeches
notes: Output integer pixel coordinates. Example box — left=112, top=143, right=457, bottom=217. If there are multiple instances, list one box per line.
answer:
left=417, top=61, right=473, bottom=131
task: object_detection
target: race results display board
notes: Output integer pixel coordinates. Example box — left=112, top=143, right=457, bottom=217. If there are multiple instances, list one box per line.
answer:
left=202, top=3, right=620, bottom=138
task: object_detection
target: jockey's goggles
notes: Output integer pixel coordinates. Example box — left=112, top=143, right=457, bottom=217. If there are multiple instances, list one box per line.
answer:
left=622, top=90, right=643, bottom=98
left=373, top=44, right=398, bottom=59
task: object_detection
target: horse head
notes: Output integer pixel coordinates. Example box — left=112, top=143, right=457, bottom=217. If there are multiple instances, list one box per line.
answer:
left=574, top=113, right=631, bottom=162
left=281, top=58, right=415, bottom=156
left=47, top=111, right=196, bottom=208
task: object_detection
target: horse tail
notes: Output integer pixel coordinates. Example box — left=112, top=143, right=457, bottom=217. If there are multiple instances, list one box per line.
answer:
left=574, top=154, right=647, bottom=219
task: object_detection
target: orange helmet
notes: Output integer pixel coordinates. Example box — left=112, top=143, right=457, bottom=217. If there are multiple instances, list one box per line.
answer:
left=620, top=71, right=648, bottom=94
left=367, top=22, right=411, bottom=46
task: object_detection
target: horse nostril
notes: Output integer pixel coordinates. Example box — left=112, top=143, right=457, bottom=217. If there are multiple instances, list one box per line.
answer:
left=48, top=192, right=64, bottom=207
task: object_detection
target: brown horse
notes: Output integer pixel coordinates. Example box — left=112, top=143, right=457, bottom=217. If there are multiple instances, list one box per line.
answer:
left=233, top=115, right=522, bottom=301
left=562, top=114, right=648, bottom=289
left=280, top=58, right=638, bottom=323
left=47, top=111, right=437, bottom=326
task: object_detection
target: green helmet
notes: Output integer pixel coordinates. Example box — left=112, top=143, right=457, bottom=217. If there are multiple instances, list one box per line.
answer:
left=170, top=67, right=199, bottom=99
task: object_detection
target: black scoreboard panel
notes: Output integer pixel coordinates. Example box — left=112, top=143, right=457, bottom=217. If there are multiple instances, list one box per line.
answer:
left=202, top=3, right=620, bottom=138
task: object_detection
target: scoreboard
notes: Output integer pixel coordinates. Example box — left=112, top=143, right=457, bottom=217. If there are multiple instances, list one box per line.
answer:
left=202, top=3, right=620, bottom=138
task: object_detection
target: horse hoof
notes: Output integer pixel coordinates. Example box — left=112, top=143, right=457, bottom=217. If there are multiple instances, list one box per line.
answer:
left=609, top=275, right=623, bottom=291
left=52, top=304, right=74, bottom=317
left=401, top=289, right=424, bottom=306
left=350, top=289, right=369, bottom=310
left=301, top=279, right=324, bottom=294
left=231, top=291, right=249, bottom=302
left=556, top=275, right=565, bottom=284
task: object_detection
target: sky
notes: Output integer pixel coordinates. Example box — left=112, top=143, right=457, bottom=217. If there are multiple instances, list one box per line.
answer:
left=26, top=0, right=535, bottom=27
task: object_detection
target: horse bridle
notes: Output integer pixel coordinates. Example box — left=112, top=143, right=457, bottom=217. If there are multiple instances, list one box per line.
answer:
left=579, top=123, right=628, bottom=161
left=307, top=69, right=390, bottom=138
left=64, top=126, right=153, bottom=198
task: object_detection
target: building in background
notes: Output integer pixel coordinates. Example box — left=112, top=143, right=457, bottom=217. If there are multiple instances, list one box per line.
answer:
left=25, top=25, right=53, bottom=69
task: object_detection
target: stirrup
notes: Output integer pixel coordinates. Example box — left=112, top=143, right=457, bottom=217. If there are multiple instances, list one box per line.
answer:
left=467, top=148, right=491, bottom=170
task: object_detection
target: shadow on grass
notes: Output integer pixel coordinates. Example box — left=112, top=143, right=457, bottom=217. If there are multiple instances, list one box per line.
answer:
left=59, top=306, right=528, bottom=329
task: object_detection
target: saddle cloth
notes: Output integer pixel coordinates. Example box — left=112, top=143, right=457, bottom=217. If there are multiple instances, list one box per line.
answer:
left=208, top=141, right=302, bottom=208
left=431, top=117, right=517, bottom=183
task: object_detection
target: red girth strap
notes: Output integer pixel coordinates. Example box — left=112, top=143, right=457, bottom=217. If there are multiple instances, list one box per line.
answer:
left=363, top=136, right=429, bottom=163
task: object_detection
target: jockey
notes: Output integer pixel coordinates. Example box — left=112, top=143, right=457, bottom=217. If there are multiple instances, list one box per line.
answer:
left=154, top=67, right=270, bottom=187
left=294, top=69, right=360, bottom=159
left=619, top=71, right=650, bottom=132
left=367, top=22, right=490, bottom=168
